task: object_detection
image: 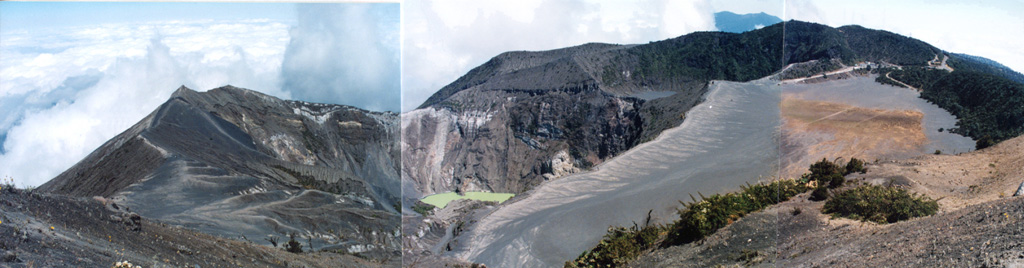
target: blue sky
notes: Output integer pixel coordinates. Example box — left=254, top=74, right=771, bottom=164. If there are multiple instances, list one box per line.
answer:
left=0, top=2, right=399, bottom=187
left=0, top=2, right=296, bottom=30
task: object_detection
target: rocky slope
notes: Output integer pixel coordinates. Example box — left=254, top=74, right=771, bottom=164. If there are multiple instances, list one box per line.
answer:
left=37, top=85, right=401, bottom=259
left=631, top=135, right=1024, bottom=267
left=1, top=187, right=393, bottom=267
left=402, top=43, right=709, bottom=199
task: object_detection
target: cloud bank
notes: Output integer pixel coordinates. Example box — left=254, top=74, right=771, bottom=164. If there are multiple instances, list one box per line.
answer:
left=0, top=20, right=292, bottom=187
left=280, top=3, right=400, bottom=112
left=402, top=0, right=717, bottom=111
left=2, top=3, right=402, bottom=187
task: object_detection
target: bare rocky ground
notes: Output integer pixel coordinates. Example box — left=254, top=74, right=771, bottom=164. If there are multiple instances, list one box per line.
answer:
left=403, top=199, right=496, bottom=268
left=630, top=135, right=1024, bottom=267
left=0, top=187, right=396, bottom=268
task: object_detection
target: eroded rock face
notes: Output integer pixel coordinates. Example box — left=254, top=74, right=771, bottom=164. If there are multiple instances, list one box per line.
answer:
left=38, top=85, right=401, bottom=258
left=402, top=42, right=709, bottom=200
left=403, top=87, right=645, bottom=198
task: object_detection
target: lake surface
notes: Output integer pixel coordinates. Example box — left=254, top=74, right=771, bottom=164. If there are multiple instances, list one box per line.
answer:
left=452, top=79, right=783, bottom=267
left=420, top=192, right=515, bottom=208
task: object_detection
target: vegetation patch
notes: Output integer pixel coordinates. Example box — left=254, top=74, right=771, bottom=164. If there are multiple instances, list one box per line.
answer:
left=411, top=201, right=436, bottom=216
left=566, top=179, right=808, bottom=267
left=565, top=223, right=663, bottom=268
left=823, top=184, right=938, bottom=224
left=663, top=179, right=808, bottom=246
left=874, top=65, right=1024, bottom=149
left=565, top=158, right=875, bottom=267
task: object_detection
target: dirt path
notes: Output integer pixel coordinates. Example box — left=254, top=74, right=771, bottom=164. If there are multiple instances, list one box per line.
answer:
left=781, top=64, right=862, bottom=84
left=885, top=71, right=920, bottom=91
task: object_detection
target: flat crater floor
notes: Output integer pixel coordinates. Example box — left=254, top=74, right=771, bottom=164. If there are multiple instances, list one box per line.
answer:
left=780, top=97, right=926, bottom=177
left=780, top=75, right=974, bottom=178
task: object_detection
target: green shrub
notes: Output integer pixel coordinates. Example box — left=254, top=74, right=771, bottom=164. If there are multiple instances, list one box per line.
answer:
left=663, top=179, right=807, bottom=246
left=823, top=185, right=938, bottom=224
left=565, top=224, right=664, bottom=268
left=825, top=173, right=845, bottom=189
left=569, top=179, right=809, bottom=267
left=809, top=158, right=842, bottom=178
left=804, top=158, right=858, bottom=189
left=844, top=158, right=866, bottom=174
left=809, top=186, right=829, bottom=201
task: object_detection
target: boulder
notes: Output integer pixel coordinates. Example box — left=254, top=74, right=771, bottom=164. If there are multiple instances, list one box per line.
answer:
left=1014, top=181, right=1024, bottom=197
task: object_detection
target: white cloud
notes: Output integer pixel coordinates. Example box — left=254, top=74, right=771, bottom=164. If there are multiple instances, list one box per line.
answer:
left=401, top=0, right=717, bottom=111
left=783, top=0, right=824, bottom=23
left=0, top=20, right=292, bottom=187
left=279, top=3, right=401, bottom=112
left=2, top=3, right=403, bottom=187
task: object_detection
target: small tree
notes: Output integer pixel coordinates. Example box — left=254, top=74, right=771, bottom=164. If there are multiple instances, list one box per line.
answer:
left=809, top=158, right=842, bottom=178
left=285, top=233, right=303, bottom=253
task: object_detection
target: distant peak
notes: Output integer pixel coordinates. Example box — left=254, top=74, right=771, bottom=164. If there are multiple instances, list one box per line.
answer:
left=171, top=85, right=197, bottom=98
left=715, top=11, right=782, bottom=33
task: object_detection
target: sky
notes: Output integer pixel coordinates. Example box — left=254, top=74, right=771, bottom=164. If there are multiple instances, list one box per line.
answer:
left=0, top=2, right=400, bottom=187
left=402, top=0, right=1024, bottom=111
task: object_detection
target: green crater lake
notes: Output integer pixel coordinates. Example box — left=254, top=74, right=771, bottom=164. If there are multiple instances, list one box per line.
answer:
left=420, top=192, right=515, bottom=209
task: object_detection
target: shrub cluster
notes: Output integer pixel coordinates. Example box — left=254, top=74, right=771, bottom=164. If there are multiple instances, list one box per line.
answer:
left=845, top=158, right=866, bottom=174
left=823, top=184, right=939, bottom=224
left=803, top=158, right=865, bottom=201
left=663, top=179, right=807, bottom=246
left=565, top=224, right=663, bottom=268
